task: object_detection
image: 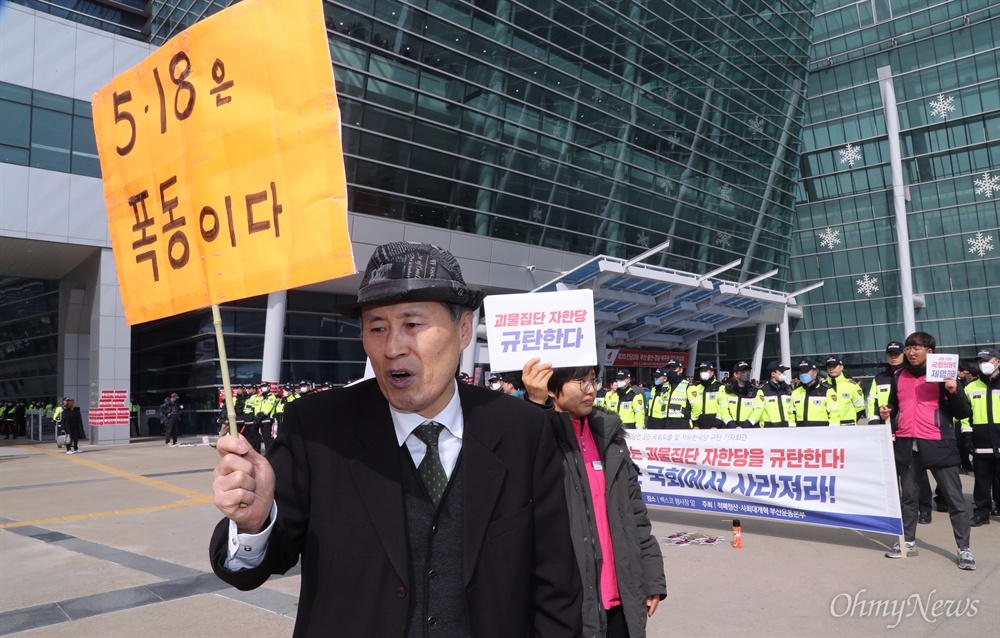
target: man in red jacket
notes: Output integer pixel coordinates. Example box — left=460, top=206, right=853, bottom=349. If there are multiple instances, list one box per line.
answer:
left=882, top=331, right=975, bottom=569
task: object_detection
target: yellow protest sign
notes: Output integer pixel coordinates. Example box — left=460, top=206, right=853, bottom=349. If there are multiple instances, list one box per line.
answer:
left=92, top=0, right=353, bottom=325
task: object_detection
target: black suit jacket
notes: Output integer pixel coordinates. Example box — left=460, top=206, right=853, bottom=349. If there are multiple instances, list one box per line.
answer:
left=210, top=380, right=582, bottom=637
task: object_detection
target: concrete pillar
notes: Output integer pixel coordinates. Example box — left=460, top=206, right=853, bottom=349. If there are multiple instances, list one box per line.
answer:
left=686, top=341, right=699, bottom=378
left=261, top=290, right=286, bottom=383
left=751, top=322, right=767, bottom=382
left=779, top=307, right=792, bottom=369
left=461, top=307, right=480, bottom=378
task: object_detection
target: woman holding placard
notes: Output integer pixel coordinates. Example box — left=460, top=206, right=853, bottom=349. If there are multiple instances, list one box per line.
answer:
left=523, top=358, right=666, bottom=638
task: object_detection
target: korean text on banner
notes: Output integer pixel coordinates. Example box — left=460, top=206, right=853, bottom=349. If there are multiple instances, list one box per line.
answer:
left=92, top=0, right=353, bottom=325
left=925, top=353, right=959, bottom=383
left=483, top=290, right=597, bottom=373
left=627, top=425, right=903, bottom=536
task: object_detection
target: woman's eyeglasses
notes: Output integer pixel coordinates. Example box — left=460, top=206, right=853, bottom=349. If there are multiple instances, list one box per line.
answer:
left=571, top=378, right=599, bottom=392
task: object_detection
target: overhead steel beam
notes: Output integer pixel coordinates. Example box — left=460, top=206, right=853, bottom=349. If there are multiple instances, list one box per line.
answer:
left=624, top=239, right=671, bottom=268
left=696, top=259, right=742, bottom=287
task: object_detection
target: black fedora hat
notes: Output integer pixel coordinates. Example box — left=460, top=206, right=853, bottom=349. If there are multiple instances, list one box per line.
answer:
left=330, top=242, right=485, bottom=317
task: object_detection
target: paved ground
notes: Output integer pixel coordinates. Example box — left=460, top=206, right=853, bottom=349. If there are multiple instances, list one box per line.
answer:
left=1, top=436, right=997, bottom=637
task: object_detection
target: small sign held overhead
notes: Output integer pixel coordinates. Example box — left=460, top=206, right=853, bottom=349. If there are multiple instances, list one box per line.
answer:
left=483, top=290, right=597, bottom=373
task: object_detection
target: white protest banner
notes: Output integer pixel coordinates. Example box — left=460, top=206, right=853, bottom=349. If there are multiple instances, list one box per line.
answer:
left=483, top=290, right=596, bottom=373
left=925, top=353, right=959, bottom=383
left=628, top=425, right=903, bottom=536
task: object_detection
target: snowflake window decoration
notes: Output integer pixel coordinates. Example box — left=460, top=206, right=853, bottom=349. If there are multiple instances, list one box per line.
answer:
left=719, top=185, right=733, bottom=201
left=818, top=227, right=841, bottom=250
left=667, top=133, right=681, bottom=149
left=856, top=274, right=879, bottom=297
left=636, top=231, right=650, bottom=248
left=747, top=116, right=765, bottom=136
left=663, top=86, right=677, bottom=103
left=715, top=231, right=733, bottom=250
left=591, top=90, right=604, bottom=103
left=967, top=231, right=995, bottom=257
left=656, top=178, right=675, bottom=195
left=530, top=205, right=544, bottom=222
left=974, top=172, right=999, bottom=198
left=552, top=121, right=565, bottom=138
left=500, top=147, right=514, bottom=167
left=537, top=157, right=552, bottom=170
left=839, top=143, right=863, bottom=168
left=928, top=93, right=955, bottom=119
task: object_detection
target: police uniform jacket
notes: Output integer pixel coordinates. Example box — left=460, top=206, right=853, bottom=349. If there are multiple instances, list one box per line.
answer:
left=760, top=380, right=795, bottom=427
left=965, top=372, right=1000, bottom=456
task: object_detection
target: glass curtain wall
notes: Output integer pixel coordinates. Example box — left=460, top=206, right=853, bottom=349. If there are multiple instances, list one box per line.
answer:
left=325, top=0, right=812, bottom=281
left=787, top=0, right=1000, bottom=382
left=130, top=291, right=363, bottom=433
left=0, top=278, right=59, bottom=403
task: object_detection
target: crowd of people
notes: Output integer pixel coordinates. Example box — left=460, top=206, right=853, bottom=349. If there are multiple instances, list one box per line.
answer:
left=211, top=380, right=342, bottom=453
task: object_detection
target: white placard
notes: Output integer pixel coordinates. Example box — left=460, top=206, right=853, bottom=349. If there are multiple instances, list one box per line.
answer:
left=925, top=353, right=959, bottom=382
left=483, top=290, right=597, bottom=373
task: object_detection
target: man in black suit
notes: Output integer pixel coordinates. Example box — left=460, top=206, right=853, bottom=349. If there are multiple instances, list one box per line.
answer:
left=210, top=242, right=582, bottom=637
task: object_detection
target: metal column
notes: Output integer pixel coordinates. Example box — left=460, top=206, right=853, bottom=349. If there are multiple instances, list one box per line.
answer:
left=878, top=65, right=916, bottom=335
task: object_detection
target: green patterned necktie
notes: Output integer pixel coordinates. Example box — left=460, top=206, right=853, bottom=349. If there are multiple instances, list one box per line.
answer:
left=413, top=421, right=447, bottom=507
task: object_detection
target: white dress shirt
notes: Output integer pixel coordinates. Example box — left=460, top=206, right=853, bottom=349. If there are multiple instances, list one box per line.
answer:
left=225, top=381, right=465, bottom=570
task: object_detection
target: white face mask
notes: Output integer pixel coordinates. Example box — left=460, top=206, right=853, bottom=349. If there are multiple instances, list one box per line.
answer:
left=489, top=382, right=502, bottom=391
left=699, top=372, right=712, bottom=381
left=981, top=362, right=997, bottom=376
left=616, top=380, right=627, bottom=389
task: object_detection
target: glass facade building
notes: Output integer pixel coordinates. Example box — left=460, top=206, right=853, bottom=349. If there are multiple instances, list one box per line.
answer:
left=322, top=0, right=811, bottom=279
left=785, top=0, right=1000, bottom=381
left=7, top=0, right=996, bottom=430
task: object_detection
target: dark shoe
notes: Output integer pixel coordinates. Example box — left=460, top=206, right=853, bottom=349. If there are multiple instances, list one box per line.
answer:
left=918, top=513, right=932, bottom=524
left=935, top=504, right=948, bottom=512
left=991, top=507, right=999, bottom=517
left=970, top=516, right=990, bottom=527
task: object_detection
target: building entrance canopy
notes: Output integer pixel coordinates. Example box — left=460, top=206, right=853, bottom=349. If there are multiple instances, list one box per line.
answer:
left=532, top=243, right=822, bottom=369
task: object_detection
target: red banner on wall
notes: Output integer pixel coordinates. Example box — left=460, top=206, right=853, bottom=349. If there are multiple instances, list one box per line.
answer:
left=604, top=349, right=689, bottom=369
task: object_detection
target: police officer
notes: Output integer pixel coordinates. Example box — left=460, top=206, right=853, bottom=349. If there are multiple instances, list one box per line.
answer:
left=52, top=398, right=68, bottom=447
left=240, top=383, right=266, bottom=451
left=966, top=347, right=1000, bottom=526
left=791, top=359, right=840, bottom=427
left=254, top=382, right=279, bottom=453
left=761, top=361, right=794, bottom=427
left=867, top=342, right=905, bottom=424
left=593, top=381, right=609, bottom=409
left=647, top=368, right=667, bottom=420
left=648, top=361, right=691, bottom=429
left=825, top=356, right=864, bottom=424
left=688, top=362, right=725, bottom=429
left=720, top=362, right=764, bottom=428
left=604, top=369, right=646, bottom=429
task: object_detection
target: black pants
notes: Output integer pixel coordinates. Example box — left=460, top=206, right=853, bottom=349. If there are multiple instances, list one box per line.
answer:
left=972, top=455, right=1000, bottom=518
left=918, top=469, right=946, bottom=514
left=898, top=454, right=971, bottom=548
left=164, top=416, right=179, bottom=444
left=606, top=605, right=630, bottom=638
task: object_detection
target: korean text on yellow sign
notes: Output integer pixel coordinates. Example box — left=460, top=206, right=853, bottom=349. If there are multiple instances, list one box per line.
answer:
left=92, top=0, right=353, bottom=325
